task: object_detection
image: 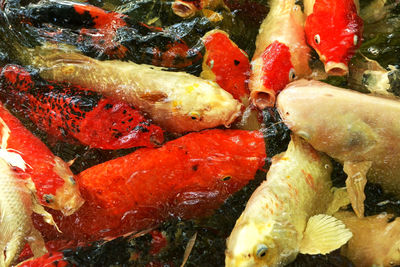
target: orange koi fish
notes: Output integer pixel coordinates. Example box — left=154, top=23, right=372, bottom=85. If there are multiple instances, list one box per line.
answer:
left=32, top=129, right=266, bottom=242
left=0, top=103, right=83, bottom=215
left=17, top=251, right=72, bottom=267
left=304, top=0, right=363, bottom=76
left=249, top=0, right=311, bottom=109
left=0, top=64, right=164, bottom=150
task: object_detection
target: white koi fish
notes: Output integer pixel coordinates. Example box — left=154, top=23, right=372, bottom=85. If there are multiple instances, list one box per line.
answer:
left=276, top=79, right=400, bottom=217
left=225, top=135, right=351, bottom=267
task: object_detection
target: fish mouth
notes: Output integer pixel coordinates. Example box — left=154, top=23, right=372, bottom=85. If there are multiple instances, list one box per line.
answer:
left=325, top=61, right=349, bottom=76
left=250, top=89, right=276, bottom=110
left=172, top=0, right=197, bottom=17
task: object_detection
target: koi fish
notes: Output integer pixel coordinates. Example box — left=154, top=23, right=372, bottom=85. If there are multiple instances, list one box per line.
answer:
left=249, top=0, right=311, bottom=109
left=225, top=135, right=351, bottom=267
left=0, top=157, right=47, bottom=267
left=200, top=29, right=260, bottom=130
left=0, top=64, right=164, bottom=150
left=334, top=211, right=400, bottom=267
left=0, top=103, right=84, bottom=215
left=19, top=44, right=242, bottom=133
left=32, top=129, right=266, bottom=242
left=304, top=0, right=363, bottom=76
left=172, top=0, right=225, bottom=19
left=16, top=251, right=72, bottom=267
left=15, top=1, right=128, bottom=58
left=277, top=79, right=400, bottom=217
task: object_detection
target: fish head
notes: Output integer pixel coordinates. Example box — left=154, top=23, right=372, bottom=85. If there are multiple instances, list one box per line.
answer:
left=226, top=218, right=281, bottom=267
left=305, top=0, right=363, bottom=76
left=250, top=41, right=296, bottom=109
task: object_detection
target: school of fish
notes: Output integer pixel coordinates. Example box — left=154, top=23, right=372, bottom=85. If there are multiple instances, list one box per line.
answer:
left=0, top=0, right=399, bottom=266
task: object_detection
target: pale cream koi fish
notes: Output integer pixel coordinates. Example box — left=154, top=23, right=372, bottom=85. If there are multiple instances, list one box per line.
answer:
left=225, top=135, right=351, bottom=267
left=277, top=79, right=400, bottom=217
left=334, top=211, right=400, bottom=267
left=249, top=0, right=312, bottom=109
left=0, top=158, right=47, bottom=267
left=22, top=44, right=242, bottom=133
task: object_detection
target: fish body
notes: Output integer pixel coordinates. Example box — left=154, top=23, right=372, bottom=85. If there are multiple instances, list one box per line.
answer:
left=277, top=79, right=400, bottom=216
left=334, top=211, right=400, bottom=267
left=0, top=158, right=47, bottom=267
left=0, top=103, right=83, bottom=215
left=24, top=46, right=242, bottom=133
left=0, top=64, right=164, bottom=149
left=32, top=129, right=266, bottom=242
left=304, top=0, right=363, bottom=76
left=226, top=135, right=351, bottom=267
left=249, top=0, right=311, bottom=109
left=17, top=251, right=71, bottom=267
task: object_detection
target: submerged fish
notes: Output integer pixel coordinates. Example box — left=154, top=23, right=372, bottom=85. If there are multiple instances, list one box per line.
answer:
left=200, top=29, right=260, bottom=130
left=0, top=157, right=47, bottom=267
left=304, top=0, right=363, bottom=76
left=277, top=79, right=400, bottom=217
left=17, top=44, right=241, bottom=133
left=226, top=135, right=351, bottom=267
left=16, top=251, right=71, bottom=267
left=32, top=129, right=266, bottom=242
left=0, top=64, right=164, bottom=150
left=248, top=0, right=311, bottom=109
left=334, top=211, right=400, bottom=267
left=0, top=103, right=84, bottom=215
left=171, top=0, right=225, bottom=18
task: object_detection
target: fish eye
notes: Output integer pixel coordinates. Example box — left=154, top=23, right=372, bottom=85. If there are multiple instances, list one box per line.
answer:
left=353, top=35, right=358, bottom=46
left=256, top=244, right=268, bottom=258
left=314, top=34, right=321, bottom=45
left=289, top=68, right=296, bottom=81
left=189, top=111, right=200, bottom=120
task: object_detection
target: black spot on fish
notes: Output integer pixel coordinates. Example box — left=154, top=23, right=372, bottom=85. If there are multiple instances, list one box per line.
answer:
left=192, top=165, right=198, bottom=171
left=234, top=60, right=240, bottom=66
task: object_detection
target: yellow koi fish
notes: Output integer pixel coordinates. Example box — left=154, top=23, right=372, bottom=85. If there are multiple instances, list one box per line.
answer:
left=21, top=44, right=242, bottom=133
left=249, top=0, right=311, bottom=109
left=277, top=79, right=400, bottom=217
left=335, top=211, right=400, bottom=267
left=225, top=135, right=352, bottom=267
left=0, top=157, right=47, bottom=267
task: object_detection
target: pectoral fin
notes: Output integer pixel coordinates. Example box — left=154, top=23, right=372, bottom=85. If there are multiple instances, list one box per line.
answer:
left=31, top=199, right=61, bottom=233
left=326, top=187, right=350, bottom=215
left=299, top=214, right=352, bottom=255
left=344, top=161, right=372, bottom=218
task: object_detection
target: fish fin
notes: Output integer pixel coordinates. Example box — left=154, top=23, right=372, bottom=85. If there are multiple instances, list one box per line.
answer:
left=31, top=195, right=62, bottom=233
left=201, top=9, right=223, bottom=22
left=344, top=161, right=372, bottom=218
left=4, top=231, right=26, bottom=267
left=28, top=228, right=47, bottom=258
left=326, top=187, right=350, bottom=215
left=299, top=214, right=352, bottom=255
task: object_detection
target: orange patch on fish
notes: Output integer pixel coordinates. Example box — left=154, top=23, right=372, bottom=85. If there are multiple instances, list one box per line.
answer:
left=302, top=169, right=316, bottom=191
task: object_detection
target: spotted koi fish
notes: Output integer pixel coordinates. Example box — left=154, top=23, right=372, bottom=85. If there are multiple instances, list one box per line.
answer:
left=304, top=0, right=363, bottom=76
left=0, top=64, right=164, bottom=150
left=9, top=2, right=203, bottom=68
left=32, top=129, right=266, bottom=242
left=226, top=135, right=351, bottom=266
left=0, top=102, right=83, bottom=215
left=200, top=29, right=260, bottom=130
left=249, top=0, right=311, bottom=109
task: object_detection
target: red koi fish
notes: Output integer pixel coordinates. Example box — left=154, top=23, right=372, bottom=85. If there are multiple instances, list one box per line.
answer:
left=304, top=0, right=363, bottom=76
left=17, top=251, right=72, bottom=267
left=33, top=129, right=266, bottom=242
left=0, top=65, right=164, bottom=150
left=200, top=30, right=261, bottom=130
left=249, top=0, right=311, bottom=109
left=0, top=103, right=84, bottom=215
left=201, top=30, right=250, bottom=103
